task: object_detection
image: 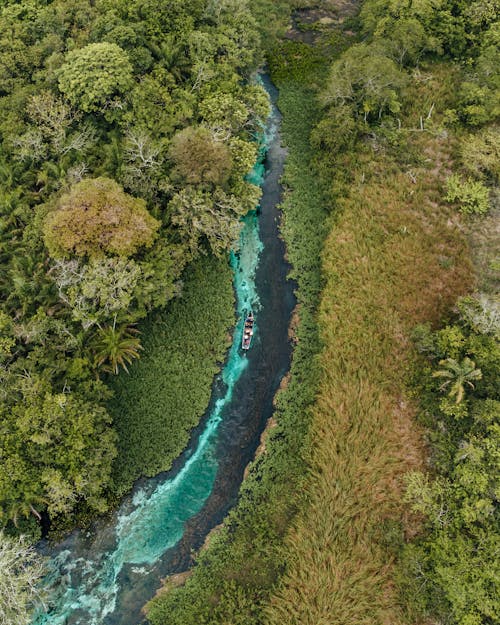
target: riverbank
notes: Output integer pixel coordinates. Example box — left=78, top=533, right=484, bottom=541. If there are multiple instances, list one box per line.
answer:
left=32, top=71, right=298, bottom=625
left=144, top=4, right=487, bottom=624
left=264, top=60, right=474, bottom=624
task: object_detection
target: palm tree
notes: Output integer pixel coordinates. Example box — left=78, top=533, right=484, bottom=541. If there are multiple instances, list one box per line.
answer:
left=91, top=318, right=143, bottom=375
left=8, top=495, right=47, bottom=528
left=432, top=357, right=482, bottom=403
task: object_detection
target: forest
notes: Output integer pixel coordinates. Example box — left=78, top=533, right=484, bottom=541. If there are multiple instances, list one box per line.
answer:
left=0, top=0, right=498, bottom=624
left=0, top=0, right=268, bottom=537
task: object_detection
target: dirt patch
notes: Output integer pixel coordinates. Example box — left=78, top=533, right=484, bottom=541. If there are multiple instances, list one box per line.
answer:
left=284, top=3, right=359, bottom=43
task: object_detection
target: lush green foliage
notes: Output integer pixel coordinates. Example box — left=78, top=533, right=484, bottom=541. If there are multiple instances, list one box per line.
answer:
left=146, top=38, right=328, bottom=625
left=43, top=177, right=160, bottom=258
left=0, top=369, right=117, bottom=529
left=57, top=42, right=134, bottom=114
left=321, top=42, right=407, bottom=120
left=0, top=0, right=265, bottom=532
left=146, top=1, right=498, bottom=623
left=0, top=530, right=46, bottom=625
left=460, top=125, right=500, bottom=184
left=108, top=256, right=234, bottom=496
left=446, top=174, right=491, bottom=215
left=91, top=322, right=143, bottom=375
left=360, top=0, right=500, bottom=125
left=403, top=307, right=499, bottom=625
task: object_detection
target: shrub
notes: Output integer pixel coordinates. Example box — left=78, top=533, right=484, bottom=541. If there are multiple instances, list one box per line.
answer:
left=445, top=174, right=490, bottom=215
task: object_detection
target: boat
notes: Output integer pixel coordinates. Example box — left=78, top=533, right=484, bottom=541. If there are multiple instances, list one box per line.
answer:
left=241, top=311, right=254, bottom=350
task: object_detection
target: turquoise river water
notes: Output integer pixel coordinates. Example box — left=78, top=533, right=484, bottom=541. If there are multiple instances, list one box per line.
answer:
left=33, top=74, right=294, bottom=625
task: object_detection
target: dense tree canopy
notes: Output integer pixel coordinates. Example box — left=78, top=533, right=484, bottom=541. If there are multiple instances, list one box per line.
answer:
left=169, top=126, right=232, bottom=186
left=58, top=42, right=134, bottom=115
left=43, top=177, right=160, bottom=258
left=321, top=42, right=407, bottom=122
left=0, top=0, right=266, bottom=536
left=0, top=370, right=117, bottom=523
left=406, top=302, right=500, bottom=625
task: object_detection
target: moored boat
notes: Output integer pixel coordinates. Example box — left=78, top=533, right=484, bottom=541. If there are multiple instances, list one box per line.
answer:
left=242, top=311, right=254, bottom=350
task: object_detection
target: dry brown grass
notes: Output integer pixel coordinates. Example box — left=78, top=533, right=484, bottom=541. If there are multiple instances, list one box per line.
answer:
left=264, top=130, right=474, bottom=624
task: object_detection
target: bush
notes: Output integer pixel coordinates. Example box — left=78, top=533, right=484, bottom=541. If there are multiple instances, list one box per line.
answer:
left=460, top=126, right=500, bottom=183
left=445, top=174, right=490, bottom=215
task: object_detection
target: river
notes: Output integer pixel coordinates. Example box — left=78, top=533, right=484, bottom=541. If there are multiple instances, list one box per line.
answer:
left=33, top=74, right=294, bottom=625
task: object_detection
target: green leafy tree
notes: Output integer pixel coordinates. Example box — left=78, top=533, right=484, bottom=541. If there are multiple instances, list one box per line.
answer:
left=432, top=357, right=483, bottom=403
left=228, top=137, right=258, bottom=180
left=43, top=177, right=160, bottom=258
left=199, top=93, right=249, bottom=140
left=124, top=68, right=193, bottom=135
left=0, top=530, right=46, bottom=625
left=458, top=22, right=500, bottom=124
left=169, top=187, right=246, bottom=257
left=57, top=42, right=133, bottom=114
left=169, top=126, right=232, bottom=186
left=0, top=373, right=117, bottom=521
left=321, top=43, right=407, bottom=121
left=405, top=424, right=500, bottom=624
left=91, top=320, right=143, bottom=374
left=52, top=256, right=143, bottom=328
left=0, top=310, right=15, bottom=360
left=374, top=17, right=434, bottom=66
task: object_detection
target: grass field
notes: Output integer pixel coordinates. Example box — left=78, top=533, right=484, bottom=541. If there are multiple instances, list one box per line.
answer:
left=263, top=67, right=475, bottom=624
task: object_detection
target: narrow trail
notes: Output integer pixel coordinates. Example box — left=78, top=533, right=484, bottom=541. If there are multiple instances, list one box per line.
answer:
left=33, top=74, right=295, bottom=625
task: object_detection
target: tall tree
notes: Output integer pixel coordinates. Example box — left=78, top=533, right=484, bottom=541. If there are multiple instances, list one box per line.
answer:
left=43, top=177, right=160, bottom=258
left=57, top=42, right=133, bottom=115
left=169, top=126, right=232, bottom=186
left=321, top=43, right=407, bottom=121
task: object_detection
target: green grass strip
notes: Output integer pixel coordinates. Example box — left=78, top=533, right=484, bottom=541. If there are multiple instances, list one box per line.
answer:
left=108, top=256, right=234, bottom=497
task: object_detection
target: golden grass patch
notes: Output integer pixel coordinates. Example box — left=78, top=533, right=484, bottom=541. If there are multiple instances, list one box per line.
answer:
left=264, top=139, right=473, bottom=624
